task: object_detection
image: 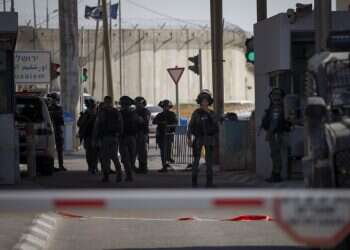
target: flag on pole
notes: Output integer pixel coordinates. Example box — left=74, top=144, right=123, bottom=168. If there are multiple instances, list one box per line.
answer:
left=85, top=5, right=102, bottom=20
left=85, top=3, right=118, bottom=20
left=110, top=3, right=119, bottom=19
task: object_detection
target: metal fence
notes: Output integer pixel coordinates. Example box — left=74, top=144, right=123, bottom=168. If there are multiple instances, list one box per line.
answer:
left=164, top=125, right=193, bottom=166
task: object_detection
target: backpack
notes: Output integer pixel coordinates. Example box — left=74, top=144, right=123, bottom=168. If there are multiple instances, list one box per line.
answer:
left=100, top=108, right=122, bottom=135
left=122, top=110, right=139, bottom=136
left=78, top=112, right=89, bottom=140
left=261, top=109, right=271, bottom=131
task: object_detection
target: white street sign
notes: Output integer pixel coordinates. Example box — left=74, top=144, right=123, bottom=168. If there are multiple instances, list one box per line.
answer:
left=15, top=51, right=51, bottom=84
left=167, top=67, right=185, bottom=85
left=274, top=196, right=350, bottom=247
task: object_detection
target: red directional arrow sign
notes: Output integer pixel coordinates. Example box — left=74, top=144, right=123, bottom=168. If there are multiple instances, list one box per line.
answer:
left=167, top=67, right=185, bottom=85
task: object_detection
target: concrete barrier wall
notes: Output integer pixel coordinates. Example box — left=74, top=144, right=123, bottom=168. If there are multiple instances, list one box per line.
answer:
left=16, top=27, right=255, bottom=105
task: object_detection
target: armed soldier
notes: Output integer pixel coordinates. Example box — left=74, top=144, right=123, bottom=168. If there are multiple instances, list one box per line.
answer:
left=134, top=96, right=151, bottom=174
left=260, top=88, right=291, bottom=183
left=95, top=96, right=123, bottom=183
left=153, top=100, right=178, bottom=172
left=47, top=93, right=66, bottom=172
left=187, top=90, right=219, bottom=188
left=78, top=99, right=98, bottom=174
left=119, top=96, right=140, bottom=182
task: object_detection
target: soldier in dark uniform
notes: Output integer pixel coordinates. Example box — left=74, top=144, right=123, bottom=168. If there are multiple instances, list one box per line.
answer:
left=78, top=99, right=98, bottom=174
left=260, top=88, right=291, bottom=183
left=134, top=96, right=151, bottom=174
left=153, top=100, right=178, bottom=172
left=95, top=96, right=123, bottom=182
left=187, top=90, right=219, bottom=188
left=47, top=93, right=66, bottom=171
left=119, top=96, right=140, bottom=182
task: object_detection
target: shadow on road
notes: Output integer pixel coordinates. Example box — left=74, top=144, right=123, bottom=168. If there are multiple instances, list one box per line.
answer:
left=106, top=246, right=310, bottom=250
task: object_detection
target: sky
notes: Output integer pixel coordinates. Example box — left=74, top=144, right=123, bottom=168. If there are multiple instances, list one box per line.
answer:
left=2, top=0, right=337, bottom=32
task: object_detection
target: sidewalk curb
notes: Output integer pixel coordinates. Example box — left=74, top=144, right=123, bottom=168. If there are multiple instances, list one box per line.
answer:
left=13, top=213, right=58, bottom=250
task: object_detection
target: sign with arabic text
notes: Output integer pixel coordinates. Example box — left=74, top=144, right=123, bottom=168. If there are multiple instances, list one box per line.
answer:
left=15, top=51, right=51, bottom=84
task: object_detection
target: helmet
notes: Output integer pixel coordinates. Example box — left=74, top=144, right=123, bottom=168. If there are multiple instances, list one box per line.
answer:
left=196, top=89, right=213, bottom=105
left=269, top=88, right=285, bottom=100
left=47, top=92, right=60, bottom=102
left=159, top=99, right=173, bottom=108
left=119, top=96, right=135, bottom=107
left=134, top=96, right=147, bottom=107
left=85, top=99, right=96, bottom=109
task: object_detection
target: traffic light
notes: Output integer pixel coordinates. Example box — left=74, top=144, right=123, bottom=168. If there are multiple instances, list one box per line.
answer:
left=188, top=54, right=200, bottom=75
left=51, top=63, right=60, bottom=80
left=245, top=37, right=255, bottom=64
left=81, top=68, right=88, bottom=82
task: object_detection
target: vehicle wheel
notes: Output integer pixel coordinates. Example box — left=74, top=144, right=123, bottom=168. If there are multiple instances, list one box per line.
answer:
left=37, top=157, right=54, bottom=176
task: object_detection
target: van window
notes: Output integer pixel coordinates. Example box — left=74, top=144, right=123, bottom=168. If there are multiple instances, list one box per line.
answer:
left=16, top=97, right=44, bottom=123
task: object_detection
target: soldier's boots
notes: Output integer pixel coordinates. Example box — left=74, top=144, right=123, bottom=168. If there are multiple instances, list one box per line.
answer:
left=102, top=175, right=109, bottom=183
left=206, top=176, right=214, bottom=188
left=192, top=176, right=198, bottom=188
left=116, top=174, right=122, bottom=183
left=125, top=174, right=133, bottom=182
left=266, top=173, right=282, bottom=183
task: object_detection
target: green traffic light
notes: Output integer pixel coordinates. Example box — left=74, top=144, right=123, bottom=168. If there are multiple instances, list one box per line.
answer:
left=246, top=51, right=255, bottom=63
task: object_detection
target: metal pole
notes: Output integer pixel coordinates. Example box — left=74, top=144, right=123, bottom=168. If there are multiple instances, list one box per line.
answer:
left=314, top=0, right=332, bottom=53
left=176, top=83, right=180, bottom=122
left=46, top=0, right=49, bottom=29
left=58, top=0, right=80, bottom=148
left=33, top=0, right=37, bottom=49
left=257, top=0, right=267, bottom=22
left=101, top=0, right=114, bottom=100
left=210, top=0, right=224, bottom=116
left=109, top=1, right=112, bottom=48
left=199, top=49, right=203, bottom=92
left=11, top=0, right=14, bottom=12
left=79, top=26, right=84, bottom=112
left=91, top=0, right=101, bottom=96
left=119, top=0, right=123, bottom=96
left=3, top=0, right=6, bottom=11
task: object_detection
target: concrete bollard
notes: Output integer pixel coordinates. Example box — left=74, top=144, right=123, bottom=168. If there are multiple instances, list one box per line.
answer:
left=25, top=124, right=36, bottom=178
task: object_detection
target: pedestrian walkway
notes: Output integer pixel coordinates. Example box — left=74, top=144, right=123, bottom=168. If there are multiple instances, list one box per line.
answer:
left=9, top=142, right=304, bottom=189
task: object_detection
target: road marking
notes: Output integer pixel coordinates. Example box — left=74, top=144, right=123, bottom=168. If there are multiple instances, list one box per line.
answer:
left=56, top=211, right=273, bottom=223
left=13, top=213, right=59, bottom=250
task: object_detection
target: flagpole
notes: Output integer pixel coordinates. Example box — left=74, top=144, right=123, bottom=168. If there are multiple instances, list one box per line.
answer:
left=101, top=0, right=114, bottom=100
left=91, top=0, right=101, bottom=96
left=109, top=1, right=113, bottom=52
left=118, top=0, right=123, bottom=96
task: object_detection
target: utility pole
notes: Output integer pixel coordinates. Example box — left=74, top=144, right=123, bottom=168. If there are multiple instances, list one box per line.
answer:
left=58, top=0, right=80, bottom=146
left=210, top=0, right=224, bottom=117
left=199, top=49, right=203, bottom=91
left=257, top=0, right=267, bottom=22
left=119, top=0, right=123, bottom=96
left=32, top=0, right=37, bottom=49
left=91, top=0, right=101, bottom=96
left=46, top=0, right=49, bottom=29
left=101, top=0, right=114, bottom=100
left=314, top=0, right=332, bottom=53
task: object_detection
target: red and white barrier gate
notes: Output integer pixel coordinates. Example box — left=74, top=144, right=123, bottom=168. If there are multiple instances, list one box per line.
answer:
left=0, top=189, right=349, bottom=247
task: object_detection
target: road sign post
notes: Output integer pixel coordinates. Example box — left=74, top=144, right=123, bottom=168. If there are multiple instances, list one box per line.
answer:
left=167, top=66, right=185, bottom=122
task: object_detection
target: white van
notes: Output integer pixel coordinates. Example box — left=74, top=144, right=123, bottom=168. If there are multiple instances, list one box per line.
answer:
left=15, top=94, right=56, bottom=176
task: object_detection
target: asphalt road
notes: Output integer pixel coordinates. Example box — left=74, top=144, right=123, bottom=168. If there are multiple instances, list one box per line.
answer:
left=49, top=209, right=310, bottom=250
left=0, top=212, right=36, bottom=250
